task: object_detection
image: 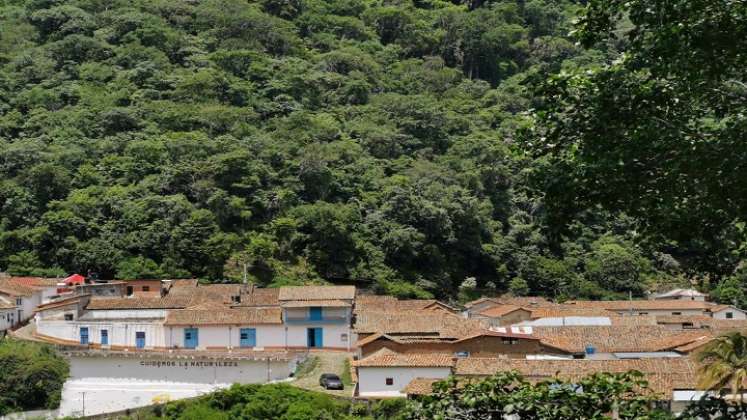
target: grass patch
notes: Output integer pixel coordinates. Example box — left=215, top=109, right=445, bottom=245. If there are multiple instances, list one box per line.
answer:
left=294, top=355, right=320, bottom=379
left=341, top=358, right=353, bottom=386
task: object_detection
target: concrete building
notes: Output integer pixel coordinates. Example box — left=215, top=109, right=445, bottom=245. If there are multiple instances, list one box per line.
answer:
left=352, top=348, right=454, bottom=397
left=34, top=284, right=357, bottom=352
left=0, top=296, right=16, bottom=336
left=565, top=299, right=747, bottom=319
left=652, top=288, right=708, bottom=301
left=59, top=350, right=297, bottom=417
left=0, top=277, right=59, bottom=324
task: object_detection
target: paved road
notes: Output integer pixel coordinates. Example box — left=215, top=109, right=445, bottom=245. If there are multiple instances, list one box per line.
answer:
left=293, top=351, right=353, bottom=397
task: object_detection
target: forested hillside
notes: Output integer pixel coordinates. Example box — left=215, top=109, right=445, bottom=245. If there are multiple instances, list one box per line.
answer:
left=0, top=0, right=742, bottom=301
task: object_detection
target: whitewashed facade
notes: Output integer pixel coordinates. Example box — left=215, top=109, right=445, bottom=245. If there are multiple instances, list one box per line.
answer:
left=59, top=353, right=295, bottom=417
left=357, top=367, right=451, bottom=397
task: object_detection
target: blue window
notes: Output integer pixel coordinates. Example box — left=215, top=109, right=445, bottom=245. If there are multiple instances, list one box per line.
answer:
left=309, top=307, right=323, bottom=321
left=136, top=331, right=145, bottom=349
left=184, top=328, right=199, bottom=349
left=239, top=328, right=256, bottom=348
left=307, top=327, right=323, bottom=348
left=80, top=327, right=89, bottom=345
left=101, top=329, right=108, bottom=346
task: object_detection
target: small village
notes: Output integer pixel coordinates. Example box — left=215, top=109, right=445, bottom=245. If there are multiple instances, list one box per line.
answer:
left=1, top=274, right=744, bottom=417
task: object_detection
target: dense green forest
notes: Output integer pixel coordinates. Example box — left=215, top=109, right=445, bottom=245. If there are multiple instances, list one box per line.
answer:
left=0, top=0, right=744, bottom=301
left=0, top=339, right=69, bottom=415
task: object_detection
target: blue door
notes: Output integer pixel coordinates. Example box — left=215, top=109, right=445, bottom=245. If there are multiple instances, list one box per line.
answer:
left=80, top=327, right=89, bottom=345
left=240, top=328, right=256, bottom=348
left=309, top=307, right=323, bottom=321
left=101, top=329, right=108, bottom=345
left=307, top=328, right=323, bottom=347
left=136, top=331, right=145, bottom=349
left=184, top=328, right=198, bottom=349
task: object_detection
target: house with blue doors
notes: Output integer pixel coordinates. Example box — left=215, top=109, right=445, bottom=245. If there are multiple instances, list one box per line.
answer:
left=278, top=286, right=356, bottom=350
left=33, top=283, right=357, bottom=352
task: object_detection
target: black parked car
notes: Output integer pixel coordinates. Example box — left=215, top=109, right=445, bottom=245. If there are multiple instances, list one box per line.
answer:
left=319, top=373, right=344, bottom=390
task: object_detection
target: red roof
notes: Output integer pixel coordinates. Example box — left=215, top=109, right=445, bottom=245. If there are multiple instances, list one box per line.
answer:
left=64, top=274, right=86, bottom=285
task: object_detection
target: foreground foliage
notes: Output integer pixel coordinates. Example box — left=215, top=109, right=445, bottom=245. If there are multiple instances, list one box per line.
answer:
left=406, top=371, right=672, bottom=420
left=531, top=0, right=747, bottom=284
left=131, top=373, right=747, bottom=420
left=0, top=339, right=69, bottom=415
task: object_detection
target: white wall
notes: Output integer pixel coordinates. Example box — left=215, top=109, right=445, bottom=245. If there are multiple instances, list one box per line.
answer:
left=84, top=309, right=167, bottom=319
left=40, top=286, right=60, bottom=303
left=285, top=307, right=349, bottom=320
left=610, top=309, right=705, bottom=317
left=0, top=308, right=14, bottom=332
left=60, top=355, right=295, bottom=417
left=357, top=367, right=451, bottom=396
left=166, top=325, right=287, bottom=349
left=37, top=319, right=168, bottom=348
left=285, top=324, right=351, bottom=349
left=712, top=308, right=747, bottom=320
left=69, top=355, right=292, bottom=384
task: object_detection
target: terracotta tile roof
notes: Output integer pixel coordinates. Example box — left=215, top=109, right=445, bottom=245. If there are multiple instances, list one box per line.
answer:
left=164, top=308, right=282, bottom=325
left=403, top=378, right=441, bottom=395
left=355, top=330, right=538, bottom=348
left=234, top=287, right=279, bottom=307
left=280, top=299, right=351, bottom=308
left=655, top=315, right=713, bottom=325
left=355, top=296, right=455, bottom=313
left=708, top=320, right=747, bottom=332
left=169, top=279, right=199, bottom=288
left=609, top=315, right=659, bottom=326
left=498, top=296, right=552, bottom=307
left=673, top=335, right=717, bottom=353
left=5, top=277, right=60, bottom=287
left=454, top=358, right=698, bottom=395
left=453, top=330, right=540, bottom=343
left=532, top=326, right=710, bottom=353
left=356, top=332, right=388, bottom=347
left=477, top=304, right=528, bottom=318
left=278, top=286, right=355, bottom=301
left=169, top=283, right=242, bottom=307
left=86, top=295, right=191, bottom=310
left=528, top=305, right=617, bottom=319
left=463, top=297, right=501, bottom=309
left=566, top=300, right=714, bottom=311
left=35, top=295, right=84, bottom=312
left=352, top=348, right=455, bottom=368
left=84, top=283, right=248, bottom=311
left=0, top=283, right=37, bottom=297
left=708, top=304, right=741, bottom=313
left=353, top=311, right=486, bottom=337
left=466, top=296, right=552, bottom=309
left=0, top=277, right=58, bottom=297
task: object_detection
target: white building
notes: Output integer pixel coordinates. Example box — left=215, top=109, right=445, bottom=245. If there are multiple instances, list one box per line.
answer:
left=34, top=284, right=357, bottom=352
left=652, top=289, right=708, bottom=301
left=565, top=299, right=747, bottom=319
left=352, top=348, right=454, bottom=397
left=0, top=296, right=16, bottom=336
left=59, top=351, right=297, bottom=417
left=0, top=277, right=60, bottom=324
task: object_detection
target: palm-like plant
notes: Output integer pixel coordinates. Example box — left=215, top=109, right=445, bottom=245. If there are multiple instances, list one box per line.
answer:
left=697, top=332, right=747, bottom=401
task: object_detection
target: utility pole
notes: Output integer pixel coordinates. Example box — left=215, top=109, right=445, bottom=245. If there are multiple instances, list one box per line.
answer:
left=629, top=290, right=633, bottom=316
